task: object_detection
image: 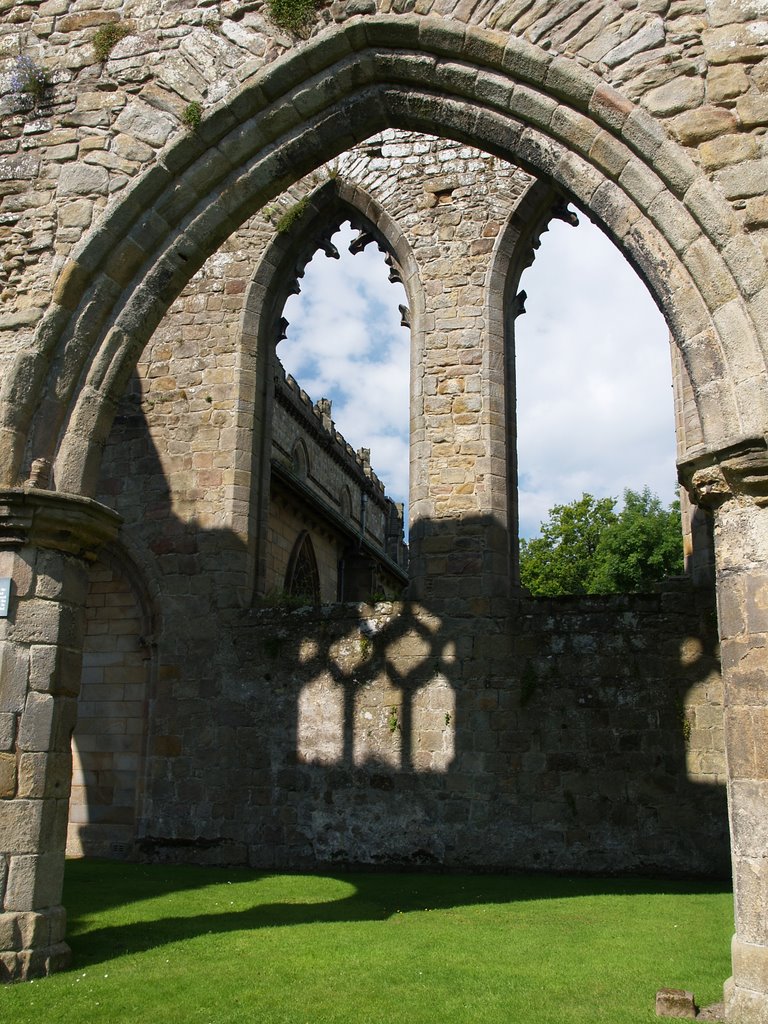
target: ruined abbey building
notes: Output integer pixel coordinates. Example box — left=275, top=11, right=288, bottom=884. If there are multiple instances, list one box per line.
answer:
left=1, top=4, right=768, bottom=1024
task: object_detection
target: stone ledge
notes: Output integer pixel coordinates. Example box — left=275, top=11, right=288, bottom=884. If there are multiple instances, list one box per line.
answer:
left=0, top=490, right=121, bottom=561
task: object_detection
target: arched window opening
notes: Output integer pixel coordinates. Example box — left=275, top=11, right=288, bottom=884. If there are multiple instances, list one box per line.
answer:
left=514, top=215, right=685, bottom=595
left=279, top=221, right=410, bottom=520
left=285, top=531, right=321, bottom=606
left=268, top=217, right=410, bottom=604
left=291, top=440, right=309, bottom=480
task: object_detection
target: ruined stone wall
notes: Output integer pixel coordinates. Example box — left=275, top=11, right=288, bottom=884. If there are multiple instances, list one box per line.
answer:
left=1, top=0, right=765, bottom=371
left=5, top=0, right=764, bottom=445
left=88, top=129, right=532, bottom=610
left=133, top=589, right=727, bottom=876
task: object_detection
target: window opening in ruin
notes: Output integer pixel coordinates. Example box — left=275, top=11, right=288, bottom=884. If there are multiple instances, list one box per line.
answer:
left=285, top=531, right=321, bottom=605
left=279, top=221, right=410, bottom=522
left=514, top=215, right=679, bottom=582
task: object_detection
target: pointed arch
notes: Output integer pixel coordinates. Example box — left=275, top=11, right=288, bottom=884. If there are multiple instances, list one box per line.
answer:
left=483, top=178, right=575, bottom=585
left=284, top=530, right=321, bottom=606
left=232, top=176, right=421, bottom=602
left=0, top=16, right=764, bottom=498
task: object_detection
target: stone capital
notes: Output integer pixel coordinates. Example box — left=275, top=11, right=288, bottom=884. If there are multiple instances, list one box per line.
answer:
left=678, top=437, right=768, bottom=510
left=0, top=489, right=121, bottom=561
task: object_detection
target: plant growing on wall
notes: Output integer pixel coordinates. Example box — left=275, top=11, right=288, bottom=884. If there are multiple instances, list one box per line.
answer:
left=182, top=101, right=203, bottom=132
left=276, top=195, right=310, bottom=233
left=266, top=0, right=318, bottom=35
left=93, top=22, right=131, bottom=62
left=9, top=55, right=50, bottom=109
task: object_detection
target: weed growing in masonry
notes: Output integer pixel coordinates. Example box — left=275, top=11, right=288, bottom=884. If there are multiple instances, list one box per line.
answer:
left=93, top=22, right=131, bottom=62
left=9, top=55, right=49, bottom=107
left=276, top=195, right=310, bottom=233
left=182, top=101, right=202, bottom=132
left=266, top=0, right=318, bottom=36
left=359, top=634, right=371, bottom=658
left=388, top=706, right=399, bottom=734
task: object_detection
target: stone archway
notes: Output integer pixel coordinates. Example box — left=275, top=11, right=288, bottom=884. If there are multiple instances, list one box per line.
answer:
left=0, top=18, right=763, bottom=496
left=0, top=10, right=766, bottom=1022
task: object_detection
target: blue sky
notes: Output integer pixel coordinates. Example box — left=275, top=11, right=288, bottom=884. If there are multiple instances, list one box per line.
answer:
left=279, top=216, right=677, bottom=539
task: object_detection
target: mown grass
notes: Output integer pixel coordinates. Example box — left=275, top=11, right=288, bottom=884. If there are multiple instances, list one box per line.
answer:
left=3, top=861, right=732, bottom=1024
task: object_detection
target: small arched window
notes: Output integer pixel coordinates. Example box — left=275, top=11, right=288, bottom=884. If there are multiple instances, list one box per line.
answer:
left=285, top=531, right=320, bottom=605
left=339, top=486, right=352, bottom=522
left=291, top=440, right=309, bottom=480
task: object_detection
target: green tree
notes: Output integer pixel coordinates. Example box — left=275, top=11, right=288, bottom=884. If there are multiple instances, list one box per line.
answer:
left=520, top=487, right=683, bottom=596
left=519, top=493, right=617, bottom=596
left=588, top=486, right=684, bottom=593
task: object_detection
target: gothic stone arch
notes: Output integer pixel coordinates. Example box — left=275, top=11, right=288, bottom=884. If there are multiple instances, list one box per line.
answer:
left=232, top=176, right=423, bottom=602
left=0, top=8, right=767, bottom=1022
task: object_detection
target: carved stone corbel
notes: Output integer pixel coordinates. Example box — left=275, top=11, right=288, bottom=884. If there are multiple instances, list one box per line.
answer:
left=678, top=436, right=768, bottom=510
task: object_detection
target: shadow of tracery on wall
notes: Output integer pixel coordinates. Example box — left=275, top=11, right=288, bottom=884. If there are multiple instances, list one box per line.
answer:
left=68, top=386, right=728, bottom=878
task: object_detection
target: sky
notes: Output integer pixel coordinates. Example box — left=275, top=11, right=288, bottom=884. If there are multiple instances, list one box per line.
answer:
left=279, top=215, right=677, bottom=539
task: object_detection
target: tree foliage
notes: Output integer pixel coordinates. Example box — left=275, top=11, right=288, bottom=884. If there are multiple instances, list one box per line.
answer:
left=520, top=487, right=684, bottom=596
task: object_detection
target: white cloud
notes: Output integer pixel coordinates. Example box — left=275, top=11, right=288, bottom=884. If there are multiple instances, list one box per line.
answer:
left=278, top=215, right=678, bottom=542
left=515, top=216, right=677, bottom=537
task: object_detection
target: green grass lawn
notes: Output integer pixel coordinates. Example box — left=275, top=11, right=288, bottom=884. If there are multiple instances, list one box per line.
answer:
left=2, top=861, right=732, bottom=1024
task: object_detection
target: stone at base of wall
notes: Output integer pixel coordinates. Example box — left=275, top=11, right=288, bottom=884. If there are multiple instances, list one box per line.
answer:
left=0, top=941, right=71, bottom=982
left=0, top=906, right=70, bottom=981
left=724, top=975, right=768, bottom=1024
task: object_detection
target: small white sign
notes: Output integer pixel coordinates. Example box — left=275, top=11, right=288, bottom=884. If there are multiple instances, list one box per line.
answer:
left=0, top=578, right=10, bottom=618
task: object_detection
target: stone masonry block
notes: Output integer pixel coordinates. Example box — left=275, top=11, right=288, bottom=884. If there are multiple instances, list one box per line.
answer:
left=0, top=550, right=34, bottom=599
left=4, top=854, right=65, bottom=913
left=34, top=548, right=89, bottom=607
left=17, top=692, right=56, bottom=753
left=732, top=936, right=768, bottom=997
left=17, top=752, right=71, bottom=801
left=734, top=856, right=768, bottom=947
left=29, top=645, right=58, bottom=696
left=0, top=714, right=15, bottom=751
left=0, top=753, right=15, bottom=799
left=717, top=579, right=746, bottom=640
left=655, top=988, right=696, bottom=1018
left=544, top=56, right=597, bottom=110
left=725, top=707, right=768, bottom=781
left=745, top=574, right=768, bottom=635
left=6, top=600, right=64, bottom=646
left=0, top=643, right=29, bottom=714
left=731, top=780, right=768, bottom=858
left=0, top=907, right=63, bottom=951
left=0, top=800, right=45, bottom=855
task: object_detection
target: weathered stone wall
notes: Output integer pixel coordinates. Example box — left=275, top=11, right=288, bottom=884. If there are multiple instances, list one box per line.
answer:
left=66, top=551, right=150, bottom=859
left=86, top=129, right=532, bottom=611
left=130, top=588, right=727, bottom=876
left=2, top=0, right=767, bottom=1008
left=1, top=0, right=765, bottom=369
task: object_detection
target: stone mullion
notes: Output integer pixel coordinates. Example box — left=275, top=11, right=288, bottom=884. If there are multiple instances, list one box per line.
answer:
left=0, top=490, right=119, bottom=981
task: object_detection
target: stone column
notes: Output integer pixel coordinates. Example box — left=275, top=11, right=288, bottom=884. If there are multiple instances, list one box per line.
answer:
left=0, top=489, right=119, bottom=982
left=682, top=441, right=768, bottom=1024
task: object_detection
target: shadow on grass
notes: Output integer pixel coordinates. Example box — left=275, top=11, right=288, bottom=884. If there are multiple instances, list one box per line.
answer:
left=63, top=859, right=731, bottom=971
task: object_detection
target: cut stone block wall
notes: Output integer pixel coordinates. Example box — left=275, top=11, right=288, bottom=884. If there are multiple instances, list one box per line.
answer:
left=93, top=589, right=726, bottom=877
left=66, top=553, right=149, bottom=859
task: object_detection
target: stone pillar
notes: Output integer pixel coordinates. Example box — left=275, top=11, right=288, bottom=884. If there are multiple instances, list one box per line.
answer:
left=0, top=490, right=119, bottom=982
left=681, top=442, right=768, bottom=1024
